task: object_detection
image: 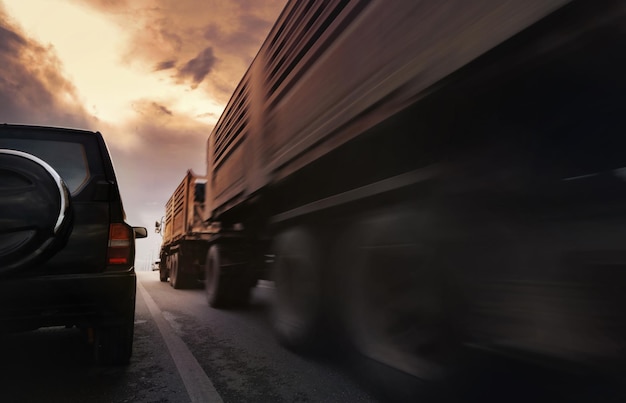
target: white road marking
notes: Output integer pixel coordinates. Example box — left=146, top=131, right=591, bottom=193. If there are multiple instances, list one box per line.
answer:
left=138, top=280, right=223, bottom=403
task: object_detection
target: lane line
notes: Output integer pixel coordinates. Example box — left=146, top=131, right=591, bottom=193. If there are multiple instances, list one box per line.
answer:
left=138, top=280, right=223, bottom=403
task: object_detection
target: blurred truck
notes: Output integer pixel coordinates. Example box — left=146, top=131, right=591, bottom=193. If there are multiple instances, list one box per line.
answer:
left=160, top=0, right=626, bottom=390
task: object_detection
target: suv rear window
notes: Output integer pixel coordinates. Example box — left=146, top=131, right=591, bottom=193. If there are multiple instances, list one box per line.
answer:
left=0, top=138, right=90, bottom=194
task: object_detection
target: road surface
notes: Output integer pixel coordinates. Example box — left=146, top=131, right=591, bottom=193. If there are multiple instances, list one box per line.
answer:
left=3, top=271, right=621, bottom=402
left=0, top=271, right=378, bottom=403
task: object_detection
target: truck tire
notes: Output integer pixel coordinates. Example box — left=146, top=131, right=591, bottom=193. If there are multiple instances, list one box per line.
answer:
left=0, top=149, right=73, bottom=273
left=205, top=244, right=250, bottom=308
left=339, top=206, right=463, bottom=382
left=168, top=253, right=176, bottom=287
left=159, top=264, right=168, bottom=282
left=271, top=227, right=323, bottom=351
left=205, top=244, right=227, bottom=307
left=170, top=252, right=184, bottom=289
left=172, top=251, right=195, bottom=289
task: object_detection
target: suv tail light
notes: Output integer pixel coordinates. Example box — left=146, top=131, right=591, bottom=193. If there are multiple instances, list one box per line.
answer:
left=107, top=223, right=132, bottom=265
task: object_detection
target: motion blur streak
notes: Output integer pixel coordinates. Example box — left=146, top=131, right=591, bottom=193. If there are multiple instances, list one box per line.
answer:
left=155, top=0, right=626, bottom=401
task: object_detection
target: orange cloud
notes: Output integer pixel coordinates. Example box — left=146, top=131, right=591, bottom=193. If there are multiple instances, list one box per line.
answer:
left=0, top=2, right=206, bottom=222
left=69, top=0, right=286, bottom=101
left=0, top=0, right=286, bottom=264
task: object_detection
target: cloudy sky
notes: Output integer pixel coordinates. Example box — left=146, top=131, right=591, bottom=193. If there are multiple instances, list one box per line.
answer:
left=0, top=0, right=286, bottom=268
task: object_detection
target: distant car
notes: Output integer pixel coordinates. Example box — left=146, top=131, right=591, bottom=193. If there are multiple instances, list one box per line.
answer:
left=0, top=124, right=147, bottom=365
left=152, top=259, right=161, bottom=271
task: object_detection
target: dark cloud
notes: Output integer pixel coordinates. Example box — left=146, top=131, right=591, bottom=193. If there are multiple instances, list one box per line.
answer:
left=131, top=99, right=174, bottom=117
left=201, top=12, right=272, bottom=59
left=177, top=47, right=216, bottom=88
left=155, top=59, right=176, bottom=71
left=232, top=12, right=275, bottom=52
left=70, top=0, right=286, bottom=98
left=0, top=6, right=96, bottom=129
left=0, top=24, right=26, bottom=51
left=154, top=103, right=173, bottom=116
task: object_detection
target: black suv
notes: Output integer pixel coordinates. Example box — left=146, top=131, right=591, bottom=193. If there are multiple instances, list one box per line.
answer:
left=0, top=124, right=146, bottom=364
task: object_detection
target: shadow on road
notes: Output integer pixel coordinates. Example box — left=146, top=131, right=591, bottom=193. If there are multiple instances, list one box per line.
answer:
left=0, top=328, right=134, bottom=402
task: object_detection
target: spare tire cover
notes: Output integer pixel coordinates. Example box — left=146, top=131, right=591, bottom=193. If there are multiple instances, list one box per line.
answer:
left=0, top=149, right=72, bottom=273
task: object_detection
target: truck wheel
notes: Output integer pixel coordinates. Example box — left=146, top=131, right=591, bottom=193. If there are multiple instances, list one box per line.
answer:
left=168, top=253, right=175, bottom=287
left=159, top=255, right=168, bottom=282
left=205, top=244, right=227, bottom=307
left=166, top=255, right=173, bottom=283
left=172, top=252, right=194, bottom=289
left=271, top=227, right=322, bottom=351
left=205, top=244, right=250, bottom=308
left=159, top=263, right=168, bottom=282
left=340, top=207, right=463, bottom=382
left=170, top=252, right=184, bottom=289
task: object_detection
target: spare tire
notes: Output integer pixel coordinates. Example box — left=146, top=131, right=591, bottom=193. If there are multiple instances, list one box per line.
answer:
left=0, top=149, right=72, bottom=273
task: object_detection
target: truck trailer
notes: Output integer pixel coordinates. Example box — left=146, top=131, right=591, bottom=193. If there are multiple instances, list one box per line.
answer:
left=162, top=0, right=626, bottom=388
left=158, top=170, right=213, bottom=288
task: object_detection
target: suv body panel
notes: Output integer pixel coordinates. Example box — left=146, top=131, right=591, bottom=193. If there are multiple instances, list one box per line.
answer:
left=0, top=124, right=139, bottom=364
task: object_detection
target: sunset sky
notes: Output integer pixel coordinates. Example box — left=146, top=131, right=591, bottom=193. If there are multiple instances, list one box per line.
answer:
left=0, top=0, right=286, bottom=268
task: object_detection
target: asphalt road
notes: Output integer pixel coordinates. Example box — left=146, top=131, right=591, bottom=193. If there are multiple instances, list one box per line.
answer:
left=2, top=271, right=625, bottom=402
left=0, top=271, right=378, bottom=403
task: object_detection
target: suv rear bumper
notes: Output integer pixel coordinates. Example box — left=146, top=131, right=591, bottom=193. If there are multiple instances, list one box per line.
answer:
left=0, top=270, right=136, bottom=332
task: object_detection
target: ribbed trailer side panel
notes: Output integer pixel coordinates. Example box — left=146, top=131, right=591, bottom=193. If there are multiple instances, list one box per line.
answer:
left=261, top=0, right=571, bottom=181
left=163, top=175, right=188, bottom=245
left=206, top=0, right=570, bottom=219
